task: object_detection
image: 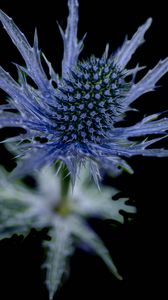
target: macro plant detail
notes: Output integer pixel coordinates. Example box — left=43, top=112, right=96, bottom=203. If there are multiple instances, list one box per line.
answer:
left=0, top=0, right=168, bottom=183
left=0, top=0, right=168, bottom=299
left=0, top=165, right=136, bottom=300
left=55, top=56, right=129, bottom=144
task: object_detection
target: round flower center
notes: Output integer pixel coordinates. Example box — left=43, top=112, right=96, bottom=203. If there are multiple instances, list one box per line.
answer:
left=55, top=56, right=129, bottom=143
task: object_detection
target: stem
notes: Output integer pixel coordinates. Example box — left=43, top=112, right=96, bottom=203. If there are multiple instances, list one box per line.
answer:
left=54, top=164, right=71, bottom=216
left=60, top=164, right=71, bottom=200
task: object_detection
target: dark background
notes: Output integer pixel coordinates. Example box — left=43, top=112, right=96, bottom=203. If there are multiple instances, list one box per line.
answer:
left=0, top=0, right=168, bottom=299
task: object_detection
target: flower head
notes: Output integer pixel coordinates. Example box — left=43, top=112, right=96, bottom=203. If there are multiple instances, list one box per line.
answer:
left=1, top=0, right=168, bottom=184
left=0, top=165, right=135, bottom=299
left=55, top=56, right=130, bottom=144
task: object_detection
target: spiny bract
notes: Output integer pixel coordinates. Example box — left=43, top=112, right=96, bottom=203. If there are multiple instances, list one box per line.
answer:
left=1, top=0, right=168, bottom=185
left=0, top=165, right=136, bottom=300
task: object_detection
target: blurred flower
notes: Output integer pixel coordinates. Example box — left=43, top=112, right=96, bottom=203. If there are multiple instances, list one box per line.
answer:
left=0, top=0, right=168, bottom=185
left=0, top=165, right=135, bottom=299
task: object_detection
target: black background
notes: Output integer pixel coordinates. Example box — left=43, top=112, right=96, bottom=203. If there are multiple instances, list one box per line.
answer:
left=0, top=1, right=168, bottom=299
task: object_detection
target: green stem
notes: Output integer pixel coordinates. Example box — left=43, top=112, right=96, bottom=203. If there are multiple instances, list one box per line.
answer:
left=53, top=162, right=72, bottom=216
left=60, top=164, right=71, bottom=200
left=53, top=164, right=71, bottom=216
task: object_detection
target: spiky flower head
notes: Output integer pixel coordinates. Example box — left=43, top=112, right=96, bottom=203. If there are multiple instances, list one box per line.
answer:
left=1, top=0, right=168, bottom=184
left=56, top=56, right=129, bottom=144
left=0, top=165, right=136, bottom=299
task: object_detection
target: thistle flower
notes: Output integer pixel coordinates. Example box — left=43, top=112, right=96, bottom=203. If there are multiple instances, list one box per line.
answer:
left=1, top=0, right=168, bottom=184
left=0, top=165, right=135, bottom=299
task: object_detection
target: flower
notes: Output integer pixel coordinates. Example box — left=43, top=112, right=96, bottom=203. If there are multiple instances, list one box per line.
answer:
left=1, top=0, right=168, bottom=185
left=0, top=165, right=136, bottom=299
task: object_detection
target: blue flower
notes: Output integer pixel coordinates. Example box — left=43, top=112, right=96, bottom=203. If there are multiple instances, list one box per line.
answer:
left=1, top=0, right=168, bottom=185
